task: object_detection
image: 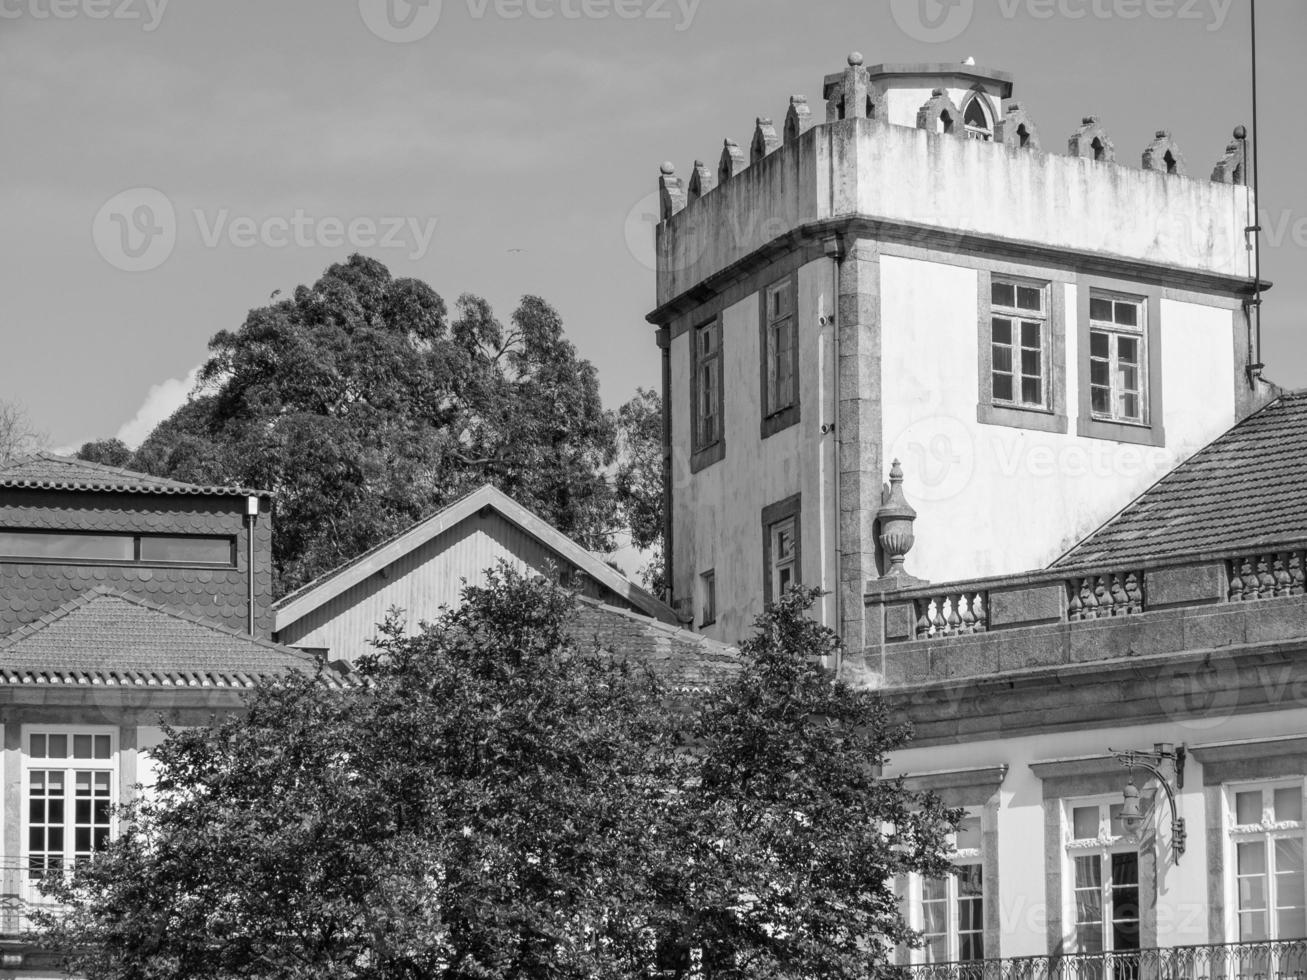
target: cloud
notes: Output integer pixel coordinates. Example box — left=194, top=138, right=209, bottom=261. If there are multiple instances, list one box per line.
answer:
left=116, top=366, right=202, bottom=449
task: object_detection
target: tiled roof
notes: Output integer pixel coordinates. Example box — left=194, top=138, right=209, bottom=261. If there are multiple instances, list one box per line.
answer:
left=0, top=588, right=348, bottom=688
left=0, top=453, right=266, bottom=497
left=568, top=596, right=740, bottom=693
left=1053, top=391, right=1307, bottom=569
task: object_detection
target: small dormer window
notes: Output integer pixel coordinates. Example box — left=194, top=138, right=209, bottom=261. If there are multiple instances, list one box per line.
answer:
left=963, top=96, right=992, bottom=142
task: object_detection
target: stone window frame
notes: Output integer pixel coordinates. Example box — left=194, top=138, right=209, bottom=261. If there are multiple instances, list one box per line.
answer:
left=1061, top=793, right=1144, bottom=955
left=1191, top=735, right=1307, bottom=943
left=1075, top=275, right=1166, bottom=448
left=761, top=493, right=801, bottom=606
left=894, top=765, right=1007, bottom=965
left=758, top=274, right=800, bottom=439
left=960, top=90, right=997, bottom=142
left=977, top=270, right=1069, bottom=434
left=699, top=568, right=717, bottom=628
left=689, top=314, right=726, bottom=473
left=1030, top=755, right=1162, bottom=955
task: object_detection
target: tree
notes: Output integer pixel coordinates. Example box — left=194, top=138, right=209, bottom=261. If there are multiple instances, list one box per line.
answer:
left=667, top=587, right=959, bottom=978
left=76, top=439, right=134, bottom=468
left=0, top=397, right=44, bottom=462
left=614, top=387, right=665, bottom=595
left=41, top=577, right=956, bottom=980
left=109, top=255, right=620, bottom=596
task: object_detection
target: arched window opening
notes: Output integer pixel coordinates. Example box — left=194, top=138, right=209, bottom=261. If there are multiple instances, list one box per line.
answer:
left=1016, top=124, right=1031, bottom=148
left=1091, top=136, right=1106, bottom=161
left=1163, top=149, right=1178, bottom=174
left=963, top=97, right=992, bottom=142
left=938, top=110, right=954, bottom=135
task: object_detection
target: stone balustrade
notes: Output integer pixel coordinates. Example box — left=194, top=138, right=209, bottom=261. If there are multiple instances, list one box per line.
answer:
left=1228, top=549, right=1306, bottom=601
left=914, top=591, right=988, bottom=639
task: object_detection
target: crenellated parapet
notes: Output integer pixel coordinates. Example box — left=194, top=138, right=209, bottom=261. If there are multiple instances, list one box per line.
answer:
left=687, top=159, right=714, bottom=202
left=717, top=138, right=746, bottom=184
left=822, top=51, right=878, bottom=121
left=1211, top=139, right=1246, bottom=185
left=750, top=117, right=780, bottom=164
left=996, top=100, right=1040, bottom=151
left=1141, top=130, right=1187, bottom=176
left=916, top=88, right=963, bottom=136
left=658, top=162, right=685, bottom=221
left=783, top=95, right=812, bottom=143
left=1067, top=115, right=1116, bottom=162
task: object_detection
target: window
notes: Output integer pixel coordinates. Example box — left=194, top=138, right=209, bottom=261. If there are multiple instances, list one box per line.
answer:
left=1089, top=293, right=1147, bottom=425
left=692, top=317, right=722, bottom=453
left=963, top=96, right=992, bottom=141
left=921, top=815, right=985, bottom=963
left=700, top=570, right=716, bottom=627
left=1229, top=781, right=1306, bottom=941
left=0, top=530, right=235, bottom=566
left=1066, top=799, right=1140, bottom=955
left=24, top=729, right=116, bottom=890
left=990, top=279, right=1048, bottom=409
left=760, top=275, right=799, bottom=436
left=761, top=494, right=801, bottom=605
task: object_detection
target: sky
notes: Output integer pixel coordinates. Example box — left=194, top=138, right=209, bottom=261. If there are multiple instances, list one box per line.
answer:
left=2, top=0, right=1304, bottom=451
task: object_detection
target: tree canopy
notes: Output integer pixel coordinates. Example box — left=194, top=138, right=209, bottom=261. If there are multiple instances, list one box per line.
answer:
left=42, top=574, right=956, bottom=980
left=97, top=255, right=629, bottom=596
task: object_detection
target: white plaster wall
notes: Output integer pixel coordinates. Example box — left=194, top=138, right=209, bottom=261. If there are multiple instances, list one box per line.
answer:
left=135, top=724, right=166, bottom=795
left=887, top=707, right=1307, bottom=956
left=877, top=81, right=1005, bottom=130
left=671, top=258, right=837, bottom=644
left=879, top=255, right=1237, bottom=582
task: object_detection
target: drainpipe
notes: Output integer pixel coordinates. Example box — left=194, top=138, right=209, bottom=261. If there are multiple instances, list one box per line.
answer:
left=246, top=494, right=259, bottom=635
left=824, top=234, right=848, bottom=651
left=657, top=327, right=673, bottom=606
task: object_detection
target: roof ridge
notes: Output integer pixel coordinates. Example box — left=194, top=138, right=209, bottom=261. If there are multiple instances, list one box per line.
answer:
left=572, top=593, right=740, bottom=656
left=0, top=452, right=269, bottom=498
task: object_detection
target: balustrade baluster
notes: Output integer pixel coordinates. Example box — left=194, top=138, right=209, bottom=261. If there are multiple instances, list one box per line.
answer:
left=972, top=593, right=988, bottom=632
left=960, top=592, right=976, bottom=632
left=1229, top=558, right=1244, bottom=601
left=1125, top=571, right=1142, bottom=614
left=946, top=595, right=962, bottom=634
left=1274, top=553, right=1291, bottom=597
left=1067, top=584, right=1082, bottom=621
left=1081, top=577, right=1099, bottom=619
left=1257, top=555, right=1276, bottom=598
left=1240, top=557, right=1257, bottom=600
left=1094, top=575, right=1111, bottom=617
left=1292, top=551, right=1306, bottom=596
left=1110, top=573, right=1128, bottom=614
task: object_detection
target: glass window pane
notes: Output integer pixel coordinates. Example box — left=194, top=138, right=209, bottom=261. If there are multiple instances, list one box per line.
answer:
left=992, top=282, right=1015, bottom=308
left=1117, top=337, right=1139, bottom=365
left=958, top=863, right=983, bottom=892
left=1277, top=907, right=1307, bottom=940
left=139, top=536, right=233, bottom=565
left=923, top=878, right=948, bottom=902
left=1090, top=330, right=1110, bottom=357
left=1021, top=378, right=1042, bottom=406
left=0, top=531, right=133, bottom=562
left=1239, top=840, right=1269, bottom=879
left=1275, top=788, right=1303, bottom=823
left=1073, top=807, right=1100, bottom=840
left=956, top=817, right=982, bottom=851
left=1121, top=394, right=1140, bottom=422
left=48, top=735, right=67, bottom=759
left=993, top=374, right=1013, bottom=402
left=1237, top=791, right=1264, bottom=825
left=1239, top=874, right=1267, bottom=910
left=73, top=735, right=92, bottom=759
left=1021, top=349, right=1041, bottom=377
left=1275, top=838, right=1305, bottom=875
left=1075, top=854, right=1102, bottom=890
left=992, top=346, right=1012, bottom=373
left=1020, top=320, right=1041, bottom=347
left=992, top=317, right=1012, bottom=345
left=1240, top=911, right=1269, bottom=942
left=94, top=735, right=111, bottom=760
left=1090, top=297, right=1113, bottom=321
left=30, top=735, right=46, bottom=759
left=1109, top=804, right=1125, bottom=837
left=1017, top=286, right=1042, bottom=311
left=1115, top=301, right=1139, bottom=327
left=1112, top=852, right=1139, bottom=886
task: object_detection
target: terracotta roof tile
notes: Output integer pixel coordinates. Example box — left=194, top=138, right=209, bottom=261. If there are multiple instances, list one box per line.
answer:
left=1053, top=391, right=1307, bottom=568
left=0, top=588, right=349, bottom=688
left=0, top=453, right=266, bottom=498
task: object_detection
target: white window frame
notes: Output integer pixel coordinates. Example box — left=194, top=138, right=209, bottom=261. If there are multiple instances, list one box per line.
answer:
left=1064, top=795, right=1141, bottom=955
left=1088, top=291, right=1147, bottom=425
left=990, top=278, right=1049, bottom=411
left=21, top=725, right=118, bottom=907
left=908, top=809, right=986, bottom=965
left=768, top=517, right=797, bottom=601
left=764, top=278, right=796, bottom=416
left=1225, top=779, right=1307, bottom=942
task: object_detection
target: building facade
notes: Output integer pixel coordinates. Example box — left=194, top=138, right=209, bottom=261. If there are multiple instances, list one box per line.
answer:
left=649, top=55, right=1274, bottom=650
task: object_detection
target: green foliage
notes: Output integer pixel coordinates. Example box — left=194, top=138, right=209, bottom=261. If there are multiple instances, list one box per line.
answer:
left=113, top=255, right=621, bottom=596
left=76, top=439, right=133, bottom=468
left=41, top=577, right=956, bottom=980
left=614, top=387, right=665, bottom=595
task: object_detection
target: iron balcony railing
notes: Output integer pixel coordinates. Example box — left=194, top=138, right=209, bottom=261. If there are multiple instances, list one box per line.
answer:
left=903, top=940, right=1307, bottom=980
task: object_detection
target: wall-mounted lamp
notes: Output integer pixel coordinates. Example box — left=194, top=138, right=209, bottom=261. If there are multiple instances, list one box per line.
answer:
left=1111, top=742, right=1187, bottom=860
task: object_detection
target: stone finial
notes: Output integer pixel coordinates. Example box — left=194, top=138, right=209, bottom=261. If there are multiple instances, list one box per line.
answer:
left=783, top=95, right=812, bottom=144
left=718, top=138, right=747, bottom=184
left=823, top=56, right=874, bottom=122
left=750, top=117, right=781, bottom=165
left=1211, top=140, right=1245, bottom=184
left=1068, top=116, right=1115, bottom=162
left=658, top=163, right=686, bottom=221
left=1142, top=130, right=1188, bottom=176
left=876, top=459, right=918, bottom=579
left=996, top=99, right=1042, bottom=152
left=687, top=159, right=715, bottom=201
left=916, top=89, right=962, bottom=136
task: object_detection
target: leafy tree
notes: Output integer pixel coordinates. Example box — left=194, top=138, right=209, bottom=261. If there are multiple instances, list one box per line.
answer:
left=112, top=255, right=620, bottom=596
left=76, top=438, right=133, bottom=468
left=40, top=577, right=956, bottom=980
left=614, top=387, right=665, bottom=595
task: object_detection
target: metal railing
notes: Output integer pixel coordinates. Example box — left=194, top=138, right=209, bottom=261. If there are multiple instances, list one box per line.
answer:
left=903, top=940, right=1307, bottom=980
